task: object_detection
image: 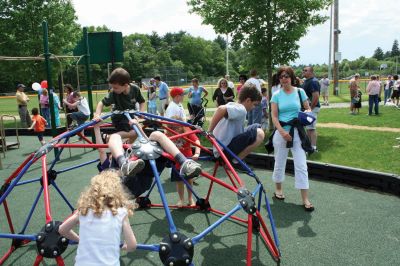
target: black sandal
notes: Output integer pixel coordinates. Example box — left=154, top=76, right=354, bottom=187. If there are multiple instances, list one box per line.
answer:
left=273, top=192, right=285, bottom=200
left=304, top=203, right=315, bottom=212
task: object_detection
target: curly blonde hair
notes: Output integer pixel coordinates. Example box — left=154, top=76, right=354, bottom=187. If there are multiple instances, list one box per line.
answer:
left=77, top=170, right=134, bottom=217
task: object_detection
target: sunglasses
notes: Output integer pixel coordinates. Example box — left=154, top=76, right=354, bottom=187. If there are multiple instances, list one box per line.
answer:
left=302, top=69, right=308, bottom=72
left=279, top=74, right=290, bottom=79
left=221, top=82, right=227, bottom=85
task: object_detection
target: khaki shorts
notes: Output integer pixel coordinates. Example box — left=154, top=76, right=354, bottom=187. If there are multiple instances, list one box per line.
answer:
left=157, top=98, right=168, bottom=114
left=305, top=107, right=320, bottom=130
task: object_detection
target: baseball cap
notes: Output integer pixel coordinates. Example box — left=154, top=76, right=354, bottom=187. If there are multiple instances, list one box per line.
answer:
left=16, top=84, right=26, bottom=89
left=170, top=87, right=184, bottom=98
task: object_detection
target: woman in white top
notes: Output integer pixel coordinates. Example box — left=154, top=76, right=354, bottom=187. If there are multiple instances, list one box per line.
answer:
left=59, top=171, right=137, bottom=266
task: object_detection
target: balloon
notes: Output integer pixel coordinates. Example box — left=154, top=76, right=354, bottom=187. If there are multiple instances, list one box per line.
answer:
left=41, top=80, right=48, bottom=89
left=32, top=82, right=41, bottom=91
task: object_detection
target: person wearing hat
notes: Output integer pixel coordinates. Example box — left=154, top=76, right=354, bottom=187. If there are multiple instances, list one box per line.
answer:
left=16, top=84, right=32, bottom=128
left=165, top=87, right=186, bottom=121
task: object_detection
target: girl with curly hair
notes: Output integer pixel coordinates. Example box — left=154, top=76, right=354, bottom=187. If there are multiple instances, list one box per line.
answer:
left=59, top=171, right=137, bottom=265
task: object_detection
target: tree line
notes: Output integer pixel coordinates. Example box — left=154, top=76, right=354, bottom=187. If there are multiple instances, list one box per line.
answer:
left=1, top=0, right=395, bottom=94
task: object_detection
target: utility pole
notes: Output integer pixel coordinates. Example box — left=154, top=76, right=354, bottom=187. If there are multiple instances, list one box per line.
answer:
left=328, top=3, right=333, bottom=80
left=333, top=0, right=340, bottom=95
left=226, top=34, right=229, bottom=75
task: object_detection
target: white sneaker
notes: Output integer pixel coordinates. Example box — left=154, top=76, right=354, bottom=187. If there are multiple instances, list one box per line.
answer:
left=180, top=159, right=201, bottom=178
left=120, top=159, right=145, bottom=178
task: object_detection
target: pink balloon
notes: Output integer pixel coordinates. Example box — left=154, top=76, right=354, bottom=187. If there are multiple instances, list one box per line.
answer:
left=41, top=80, right=48, bottom=89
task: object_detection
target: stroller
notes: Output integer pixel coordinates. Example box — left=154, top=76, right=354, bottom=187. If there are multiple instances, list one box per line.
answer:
left=187, top=97, right=208, bottom=127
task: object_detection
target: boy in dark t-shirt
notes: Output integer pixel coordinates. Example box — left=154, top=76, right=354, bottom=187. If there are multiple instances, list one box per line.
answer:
left=94, top=68, right=146, bottom=143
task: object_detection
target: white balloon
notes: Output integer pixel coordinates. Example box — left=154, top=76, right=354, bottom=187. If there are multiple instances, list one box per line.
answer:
left=32, top=82, right=41, bottom=91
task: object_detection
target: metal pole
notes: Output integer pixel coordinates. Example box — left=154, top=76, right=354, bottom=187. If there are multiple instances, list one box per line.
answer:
left=328, top=4, right=333, bottom=80
left=83, top=28, right=94, bottom=119
left=42, top=21, right=57, bottom=138
left=333, top=0, right=339, bottom=95
left=226, top=34, right=229, bottom=75
left=83, top=28, right=95, bottom=143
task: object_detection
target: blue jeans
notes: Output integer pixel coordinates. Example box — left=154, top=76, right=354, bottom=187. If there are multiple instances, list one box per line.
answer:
left=70, top=111, right=89, bottom=125
left=247, top=104, right=263, bottom=125
left=384, top=88, right=392, bottom=104
left=41, top=107, right=50, bottom=127
left=368, top=95, right=379, bottom=115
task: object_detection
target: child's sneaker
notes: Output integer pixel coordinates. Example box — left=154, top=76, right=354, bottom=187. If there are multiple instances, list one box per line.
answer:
left=180, top=159, right=201, bottom=178
left=120, top=159, right=145, bottom=178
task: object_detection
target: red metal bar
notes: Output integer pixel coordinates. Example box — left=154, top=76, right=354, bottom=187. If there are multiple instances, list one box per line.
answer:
left=41, top=156, right=52, bottom=224
left=247, top=214, right=253, bottom=266
left=150, top=204, right=197, bottom=209
left=0, top=246, right=15, bottom=265
left=3, top=200, right=15, bottom=234
left=33, top=255, right=44, bottom=266
left=55, top=143, right=108, bottom=148
left=161, top=152, right=175, bottom=162
left=5, top=153, right=34, bottom=183
left=209, top=208, right=248, bottom=224
left=76, top=132, right=93, bottom=144
left=223, top=165, right=238, bottom=189
left=55, top=256, right=65, bottom=266
left=163, top=126, right=212, bottom=155
left=255, top=210, right=280, bottom=260
left=201, top=171, right=238, bottom=193
left=206, top=161, right=220, bottom=201
left=207, top=136, right=244, bottom=187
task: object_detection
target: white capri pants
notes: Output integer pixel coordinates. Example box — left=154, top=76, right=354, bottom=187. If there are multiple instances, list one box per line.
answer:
left=272, top=128, right=309, bottom=189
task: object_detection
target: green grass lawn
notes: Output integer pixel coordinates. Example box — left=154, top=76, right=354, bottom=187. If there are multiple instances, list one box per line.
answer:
left=0, top=88, right=354, bottom=116
left=1, top=91, right=399, bottom=174
left=318, top=105, right=400, bottom=128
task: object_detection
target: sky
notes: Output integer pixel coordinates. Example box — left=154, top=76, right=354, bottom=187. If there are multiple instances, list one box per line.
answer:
left=72, top=0, right=399, bottom=65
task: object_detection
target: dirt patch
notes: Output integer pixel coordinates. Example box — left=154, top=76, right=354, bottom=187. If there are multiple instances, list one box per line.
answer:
left=318, top=123, right=400, bottom=133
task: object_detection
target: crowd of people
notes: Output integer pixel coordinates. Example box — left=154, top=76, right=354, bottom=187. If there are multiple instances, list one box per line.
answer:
left=15, top=65, right=362, bottom=264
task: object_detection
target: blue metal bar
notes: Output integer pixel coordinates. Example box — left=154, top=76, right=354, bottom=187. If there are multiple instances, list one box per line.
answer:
left=54, top=113, right=113, bottom=141
left=192, top=204, right=242, bottom=244
left=144, top=179, right=157, bottom=198
left=123, top=112, right=146, bottom=140
left=0, top=159, right=35, bottom=205
left=264, top=193, right=280, bottom=249
left=136, top=244, right=160, bottom=252
left=135, top=111, right=195, bottom=128
left=50, top=180, right=74, bottom=211
left=56, top=158, right=99, bottom=174
left=257, top=186, right=263, bottom=212
left=20, top=187, right=43, bottom=234
left=172, top=167, right=200, bottom=201
left=0, top=233, right=37, bottom=241
left=15, top=177, right=41, bottom=186
left=149, top=159, right=177, bottom=233
left=214, top=138, right=254, bottom=176
left=49, top=137, right=70, bottom=170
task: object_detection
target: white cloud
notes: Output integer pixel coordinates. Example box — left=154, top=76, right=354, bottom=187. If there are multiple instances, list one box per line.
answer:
left=73, top=0, right=400, bottom=65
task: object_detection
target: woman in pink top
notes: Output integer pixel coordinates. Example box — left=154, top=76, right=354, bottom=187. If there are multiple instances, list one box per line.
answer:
left=39, top=88, right=50, bottom=127
left=366, top=75, right=381, bottom=116
left=63, top=84, right=77, bottom=127
left=236, top=74, right=247, bottom=95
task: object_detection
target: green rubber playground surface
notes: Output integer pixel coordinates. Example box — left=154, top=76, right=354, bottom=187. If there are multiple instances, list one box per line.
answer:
left=1, top=136, right=399, bottom=265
